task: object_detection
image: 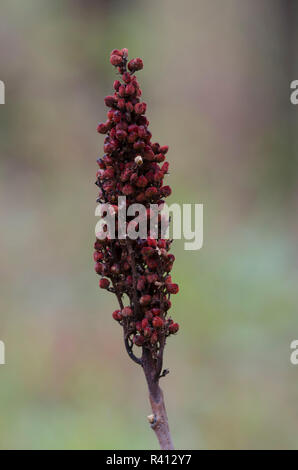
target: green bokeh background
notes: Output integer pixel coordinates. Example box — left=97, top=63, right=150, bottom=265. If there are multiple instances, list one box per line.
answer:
left=0, top=0, right=298, bottom=449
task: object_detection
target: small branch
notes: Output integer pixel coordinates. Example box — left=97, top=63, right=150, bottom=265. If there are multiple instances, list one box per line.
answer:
left=155, top=336, right=165, bottom=381
left=111, top=277, right=124, bottom=310
left=159, top=368, right=169, bottom=379
left=111, top=276, right=142, bottom=366
left=124, top=332, right=142, bottom=366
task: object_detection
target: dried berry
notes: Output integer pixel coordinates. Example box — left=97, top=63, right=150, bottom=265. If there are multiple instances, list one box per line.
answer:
left=104, top=95, right=116, bottom=107
left=112, top=310, right=122, bottom=321
left=97, top=123, right=108, bottom=134
left=99, top=278, right=110, bottom=289
left=160, top=185, right=172, bottom=198
left=166, top=283, right=179, bottom=294
left=140, top=295, right=152, bottom=307
left=169, top=322, right=179, bottom=334
left=135, top=102, right=147, bottom=115
left=93, top=251, right=103, bottom=262
left=110, top=54, right=123, bottom=66
left=122, top=306, right=133, bottom=317
left=128, top=57, right=143, bottom=72
left=152, top=317, right=164, bottom=328
left=133, top=334, right=145, bottom=346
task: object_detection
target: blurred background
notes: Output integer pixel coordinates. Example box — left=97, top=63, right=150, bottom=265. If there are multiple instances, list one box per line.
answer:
left=0, top=0, right=298, bottom=450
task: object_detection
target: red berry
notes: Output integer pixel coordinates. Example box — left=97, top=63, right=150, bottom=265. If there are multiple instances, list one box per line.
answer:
left=137, top=126, right=146, bottom=138
left=93, top=251, right=103, bottom=262
left=157, top=239, right=167, bottom=249
left=103, top=168, right=115, bottom=179
left=113, top=80, right=121, bottom=91
left=152, top=308, right=161, bottom=316
left=113, top=111, right=122, bottom=123
left=169, top=322, right=179, bottom=334
left=122, top=184, right=134, bottom=196
left=143, top=149, right=154, bottom=162
left=117, top=98, right=125, bottom=110
left=107, top=109, right=114, bottom=120
left=97, top=123, right=108, bottom=134
left=110, top=54, right=123, bottom=66
left=110, top=49, right=122, bottom=56
left=141, top=318, right=149, bottom=329
left=94, top=239, right=103, bottom=250
left=94, top=262, right=103, bottom=274
left=112, top=310, right=122, bottom=321
left=147, top=258, right=158, bottom=269
left=145, top=310, right=153, bottom=321
left=127, top=131, right=138, bottom=143
left=136, top=175, right=148, bottom=188
left=140, top=295, right=151, bottom=306
left=160, top=185, right=172, bottom=197
left=126, top=102, right=134, bottom=113
left=161, top=162, right=169, bottom=173
left=141, top=246, right=154, bottom=256
left=155, top=153, right=165, bottom=163
left=160, top=145, right=169, bottom=154
left=116, top=129, right=127, bottom=141
left=133, top=335, right=145, bottom=346
left=134, top=58, right=143, bottom=70
left=145, top=187, right=158, bottom=199
left=147, top=238, right=157, bottom=248
left=118, top=85, right=125, bottom=97
left=104, top=95, right=116, bottom=107
left=152, top=317, right=164, bottom=328
left=133, top=140, right=145, bottom=151
left=134, top=102, right=147, bottom=115
left=166, top=283, right=179, bottom=294
left=122, top=306, right=133, bottom=317
left=99, top=278, right=110, bottom=289
left=126, top=84, right=135, bottom=95
left=122, top=72, right=131, bottom=83
left=128, top=58, right=143, bottom=72
left=128, top=124, right=138, bottom=133
left=147, top=273, right=158, bottom=284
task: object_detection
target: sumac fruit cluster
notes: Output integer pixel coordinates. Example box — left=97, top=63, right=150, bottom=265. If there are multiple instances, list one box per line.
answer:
left=94, top=49, right=179, bottom=359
